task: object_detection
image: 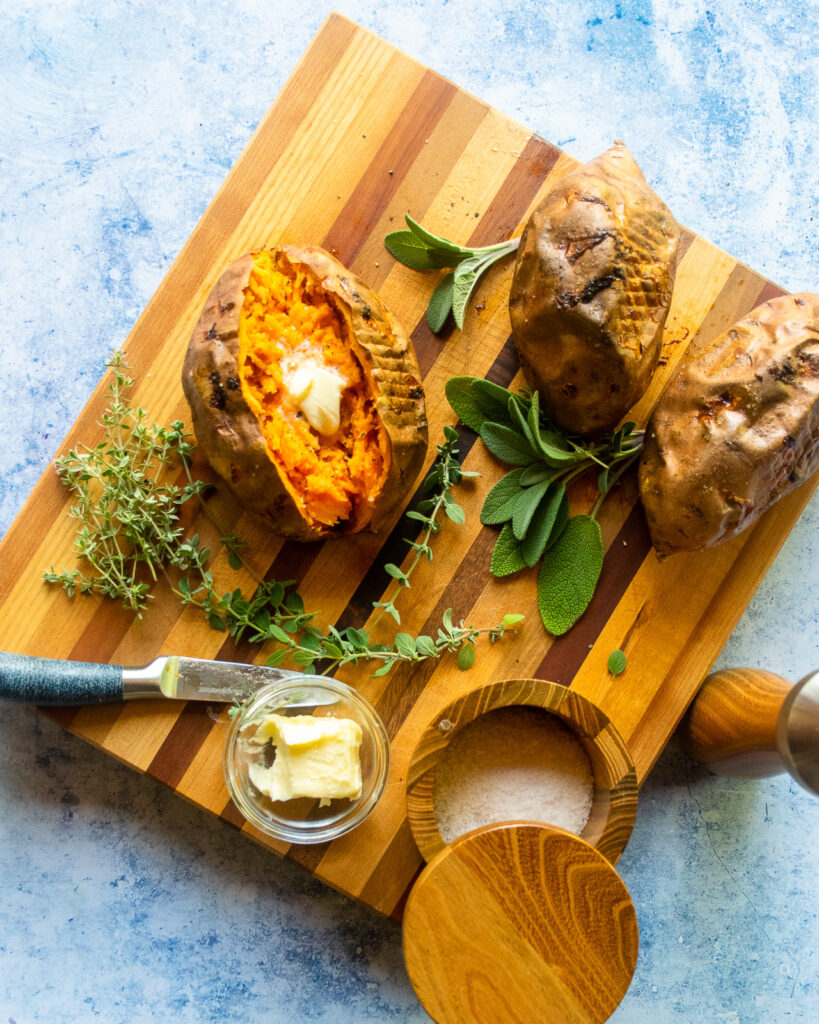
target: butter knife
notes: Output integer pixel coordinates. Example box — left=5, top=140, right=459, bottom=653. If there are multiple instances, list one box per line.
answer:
left=0, top=651, right=309, bottom=706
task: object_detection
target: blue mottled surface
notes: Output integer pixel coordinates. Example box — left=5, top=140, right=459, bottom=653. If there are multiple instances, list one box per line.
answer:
left=1, top=2, right=818, bottom=1021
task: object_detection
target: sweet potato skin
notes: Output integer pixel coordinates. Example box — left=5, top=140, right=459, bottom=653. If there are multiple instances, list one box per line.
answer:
left=181, top=245, right=428, bottom=541
left=638, top=293, right=819, bottom=556
left=509, top=142, right=679, bottom=437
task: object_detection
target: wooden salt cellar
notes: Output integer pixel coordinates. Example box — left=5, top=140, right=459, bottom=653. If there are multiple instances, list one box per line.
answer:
left=402, top=679, right=640, bottom=1023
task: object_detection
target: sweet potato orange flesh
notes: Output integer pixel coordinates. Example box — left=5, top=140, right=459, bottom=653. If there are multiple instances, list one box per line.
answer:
left=238, top=251, right=390, bottom=531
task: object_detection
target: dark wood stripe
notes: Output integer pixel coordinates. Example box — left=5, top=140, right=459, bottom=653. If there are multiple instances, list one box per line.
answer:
left=146, top=702, right=216, bottom=788
left=220, top=796, right=247, bottom=829
left=754, top=278, right=788, bottom=306
left=466, top=134, right=561, bottom=246
left=39, top=706, right=81, bottom=729
left=323, top=70, right=458, bottom=266
left=356, top=817, right=422, bottom=915
left=286, top=841, right=332, bottom=873
left=485, top=335, right=520, bottom=385
left=0, top=16, right=357, bottom=609
left=675, top=226, right=697, bottom=265
left=389, top=865, right=423, bottom=924
left=534, top=501, right=652, bottom=685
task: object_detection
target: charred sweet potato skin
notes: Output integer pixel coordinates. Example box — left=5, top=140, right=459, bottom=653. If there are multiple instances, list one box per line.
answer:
left=181, top=245, right=428, bottom=541
left=638, top=293, right=819, bottom=556
left=509, top=142, right=679, bottom=437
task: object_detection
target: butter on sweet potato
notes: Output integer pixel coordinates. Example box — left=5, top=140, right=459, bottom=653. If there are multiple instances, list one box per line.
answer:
left=639, top=293, right=819, bottom=556
left=182, top=245, right=428, bottom=541
left=509, top=142, right=679, bottom=437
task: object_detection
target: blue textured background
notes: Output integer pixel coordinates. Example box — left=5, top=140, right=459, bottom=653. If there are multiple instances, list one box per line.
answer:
left=2, top=2, right=818, bottom=1021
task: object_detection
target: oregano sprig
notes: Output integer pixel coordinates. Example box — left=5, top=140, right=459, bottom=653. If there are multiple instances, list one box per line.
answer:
left=446, top=375, right=644, bottom=636
left=385, top=215, right=519, bottom=332
left=45, top=354, right=523, bottom=677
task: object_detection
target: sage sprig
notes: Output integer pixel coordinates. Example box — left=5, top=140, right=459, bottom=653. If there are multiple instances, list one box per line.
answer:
left=446, top=375, right=644, bottom=636
left=384, top=215, right=519, bottom=332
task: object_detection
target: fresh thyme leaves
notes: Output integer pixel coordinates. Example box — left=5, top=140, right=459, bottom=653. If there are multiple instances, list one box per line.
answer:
left=445, top=375, right=644, bottom=636
left=45, top=356, right=523, bottom=676
left=43, top=351, right=205, bottom=616
left=384, top=215, right=519, bottom=332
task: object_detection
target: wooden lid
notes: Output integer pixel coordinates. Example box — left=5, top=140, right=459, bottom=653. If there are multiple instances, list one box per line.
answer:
left=402, top=822, right=638, bottom=1024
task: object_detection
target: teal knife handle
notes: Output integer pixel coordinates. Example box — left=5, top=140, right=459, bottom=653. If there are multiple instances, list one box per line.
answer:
left=0, top=651, right=123, bottom=705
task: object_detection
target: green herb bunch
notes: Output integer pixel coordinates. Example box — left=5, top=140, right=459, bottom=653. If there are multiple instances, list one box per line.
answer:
left=445, top=375, right=644, bottom=635
left=45, top=354, right=522, bottom=676
left=384, top=215, right=519, bottom=332
left=43, top=352, right=205, bottom=615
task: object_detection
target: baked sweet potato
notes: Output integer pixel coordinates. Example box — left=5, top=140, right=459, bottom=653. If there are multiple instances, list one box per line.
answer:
left=509, top=142, right=679, bottom=437
left=182, top=245, right=428, bottom=541
left=639, top=293, right=819, bottom=556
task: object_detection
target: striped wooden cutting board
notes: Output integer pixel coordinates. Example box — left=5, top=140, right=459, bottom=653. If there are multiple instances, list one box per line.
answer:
left=0, top=13, right=811, bottom=920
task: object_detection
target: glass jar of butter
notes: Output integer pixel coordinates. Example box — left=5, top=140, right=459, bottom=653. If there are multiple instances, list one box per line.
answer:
left=223, top=676, right=390, bottom=844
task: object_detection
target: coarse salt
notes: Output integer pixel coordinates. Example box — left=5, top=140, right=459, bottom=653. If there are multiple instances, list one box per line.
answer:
left=434, top=706, right=594, bottom=843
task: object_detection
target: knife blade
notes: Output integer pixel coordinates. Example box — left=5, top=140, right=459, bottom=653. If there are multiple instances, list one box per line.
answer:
left=0, top=650, right=324, bottom=706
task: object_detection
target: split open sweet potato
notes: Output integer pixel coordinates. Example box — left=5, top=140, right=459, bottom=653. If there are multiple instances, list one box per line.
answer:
left=182, top=245, right=428, bottom=541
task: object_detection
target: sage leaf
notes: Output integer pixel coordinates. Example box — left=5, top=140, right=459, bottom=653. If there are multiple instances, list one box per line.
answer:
left=445, top=376, right=486, bottom=432
left=427, top=271, right=455, bottom=333
left=512, top=480, right=551, bottom=541
left=521, top=482, right=566, bottom=566
left=384, top=231, right=453, bottom=272
left=472, top=379, right=517, bottom=423
left=519, top=464, right=552, bottom=487
left=480, top=468, right=525, bottom=525
left=545, top=489, right=570, bottom=551
left=457, top=643, right=476, bottom=671
left=537, top=515, right=603, bottom=636
left=404, top=214, right=473, bottom=257
left=608, top=649, right=627, bottom=675
left=490, top=523, right=527, bottom=577
left=480, top=422, right=539, bottom=466
left=509, top=395, right=538, bottom=451
left=451, top=254, right=486, bottom=328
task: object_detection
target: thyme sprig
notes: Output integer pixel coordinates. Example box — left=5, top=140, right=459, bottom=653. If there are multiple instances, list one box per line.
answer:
left=385, top=215, right=519, bottom=332
left=45, top=354, right=522, bottom=676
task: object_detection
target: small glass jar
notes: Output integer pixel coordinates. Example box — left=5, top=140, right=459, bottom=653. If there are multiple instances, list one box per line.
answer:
left=223, top=675, right=390, bottom=844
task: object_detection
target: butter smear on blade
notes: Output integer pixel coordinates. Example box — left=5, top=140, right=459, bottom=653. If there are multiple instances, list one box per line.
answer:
left=283, top=361, right=345, bottom=435
left=249, top=714, right=363, bottom=807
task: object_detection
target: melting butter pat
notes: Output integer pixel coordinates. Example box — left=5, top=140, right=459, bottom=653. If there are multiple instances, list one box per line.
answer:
left=284, top=363, right=345, bottom=435
left=248, top=714, right=363, bottom=807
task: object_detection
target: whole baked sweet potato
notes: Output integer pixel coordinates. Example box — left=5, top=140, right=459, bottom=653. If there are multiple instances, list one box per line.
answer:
left=639, top=293, right=819, bottom=556
left=509, top=142, right=679, bottom=437
left=182, top=245, right=428, bottom=541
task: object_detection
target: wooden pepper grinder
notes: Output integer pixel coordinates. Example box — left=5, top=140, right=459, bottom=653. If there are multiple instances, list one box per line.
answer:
left=680, top=667, right=819, bottom=796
